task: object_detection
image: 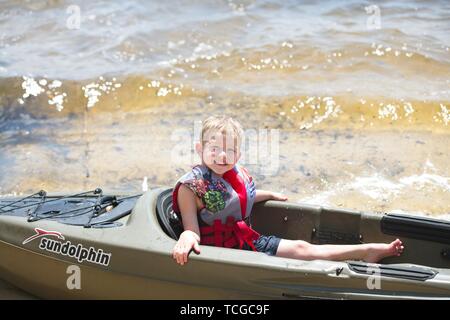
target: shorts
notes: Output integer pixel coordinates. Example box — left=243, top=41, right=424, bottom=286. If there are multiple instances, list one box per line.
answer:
left=243, top=235, right=281, bottom=256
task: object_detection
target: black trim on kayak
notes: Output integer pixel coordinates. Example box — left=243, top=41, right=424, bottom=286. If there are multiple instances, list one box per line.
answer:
left=311, top=228, right=362, bottom=245
left=0, top=189, right=102, bottom=214
left=381, top=213, right=450, bottom=245
left=0, top=190, right=140, bottom=228
left=156, top=188, right=183, bottom=240
left=348, top=262, right=438, bottom=281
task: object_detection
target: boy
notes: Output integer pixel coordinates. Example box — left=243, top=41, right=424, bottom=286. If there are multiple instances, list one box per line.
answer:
left=172, top=116, right=404, bottom=266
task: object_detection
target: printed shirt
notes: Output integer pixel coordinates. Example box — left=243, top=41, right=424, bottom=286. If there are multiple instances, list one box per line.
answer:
left=172, top=164, right=256, bottom=226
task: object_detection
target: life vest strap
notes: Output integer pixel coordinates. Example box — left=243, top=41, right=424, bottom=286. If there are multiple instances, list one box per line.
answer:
left=200, top=216, right=260, bottom=251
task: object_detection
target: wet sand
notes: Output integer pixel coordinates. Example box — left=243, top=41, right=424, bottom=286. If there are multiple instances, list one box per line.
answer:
left=1, top=104, right=448, bottom=215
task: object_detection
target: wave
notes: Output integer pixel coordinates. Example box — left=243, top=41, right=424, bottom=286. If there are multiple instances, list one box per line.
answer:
left=0, top=74, right=448, bottom=134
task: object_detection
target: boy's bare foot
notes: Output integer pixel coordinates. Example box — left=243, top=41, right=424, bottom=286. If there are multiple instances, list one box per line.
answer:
left=363, top=239, right=404, bottom=263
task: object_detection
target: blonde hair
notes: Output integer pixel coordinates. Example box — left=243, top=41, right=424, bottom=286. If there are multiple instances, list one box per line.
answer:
left=201, top=116, right=244, bottom=147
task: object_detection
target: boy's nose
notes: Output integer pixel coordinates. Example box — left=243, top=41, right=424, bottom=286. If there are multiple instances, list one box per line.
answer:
left=218, top=151, right=227, bottom=161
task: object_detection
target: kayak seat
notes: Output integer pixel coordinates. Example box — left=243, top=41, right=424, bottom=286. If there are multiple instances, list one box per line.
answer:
left=156, top=188, right=183, bottom=240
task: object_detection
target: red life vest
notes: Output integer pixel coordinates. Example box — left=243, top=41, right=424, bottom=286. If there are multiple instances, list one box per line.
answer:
left=199, top=216, right=260, bottom=250
left=172, top=165, right=260, bottom=250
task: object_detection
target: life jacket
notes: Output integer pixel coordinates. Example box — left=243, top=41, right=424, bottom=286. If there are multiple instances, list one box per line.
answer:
left=172, top=164, right=260, bottom=250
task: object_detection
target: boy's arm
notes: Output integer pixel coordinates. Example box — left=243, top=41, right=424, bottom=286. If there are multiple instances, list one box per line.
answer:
left=173, top=184, right=201, bottom=265
left=255, top=189, right=288, bottom=203
left=177, top=184, right=201, bottom=240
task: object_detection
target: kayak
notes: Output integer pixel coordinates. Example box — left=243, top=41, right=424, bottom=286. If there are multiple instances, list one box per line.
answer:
left=0, top=187, right=449, bottom=299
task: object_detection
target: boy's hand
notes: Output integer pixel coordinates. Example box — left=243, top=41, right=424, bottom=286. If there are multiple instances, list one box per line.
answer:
left=255, top=189, right=288, bottom=203
left=172, top=230, right=201, bottom=266
left=271, top=192, right=288, bottom=201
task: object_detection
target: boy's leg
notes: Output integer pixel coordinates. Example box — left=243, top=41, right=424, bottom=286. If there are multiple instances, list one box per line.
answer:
left=276, top=239, right=404, bottom=263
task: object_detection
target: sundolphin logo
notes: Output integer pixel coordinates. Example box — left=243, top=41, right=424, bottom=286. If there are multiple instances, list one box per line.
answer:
left=23, top=228, right=65, bottom=245
left=23, top=227, right=112, bottom=266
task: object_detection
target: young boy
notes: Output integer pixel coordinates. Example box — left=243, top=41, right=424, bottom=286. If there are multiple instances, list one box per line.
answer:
left=172, top=116, right=404, bottom=266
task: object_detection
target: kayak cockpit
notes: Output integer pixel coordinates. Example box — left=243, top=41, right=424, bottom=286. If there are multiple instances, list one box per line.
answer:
left=156, top=188, right=183, bottom=239
left=156, top=188, right=450, bottom=270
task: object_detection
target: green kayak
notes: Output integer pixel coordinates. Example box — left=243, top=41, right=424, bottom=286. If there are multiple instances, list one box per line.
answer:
left=0, top=187, right=449, bottom=299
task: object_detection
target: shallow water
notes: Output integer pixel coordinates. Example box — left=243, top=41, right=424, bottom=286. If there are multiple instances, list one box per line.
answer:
left=0, top=0, right=448, bottom=220
left=0, top=0, right=449, bottom=299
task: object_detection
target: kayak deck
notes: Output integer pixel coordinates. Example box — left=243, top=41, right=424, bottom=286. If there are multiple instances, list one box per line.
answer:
left=158, top=188, right=450, bottom=269
left=0, top=188, right=449, bottom=299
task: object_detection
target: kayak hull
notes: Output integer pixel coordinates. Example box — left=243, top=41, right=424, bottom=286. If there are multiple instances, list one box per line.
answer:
left=1, top=188, right=449, bottom=299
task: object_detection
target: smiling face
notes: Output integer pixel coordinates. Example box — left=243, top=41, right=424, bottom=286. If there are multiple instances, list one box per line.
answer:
left=197, top=129, right=241, bottom=176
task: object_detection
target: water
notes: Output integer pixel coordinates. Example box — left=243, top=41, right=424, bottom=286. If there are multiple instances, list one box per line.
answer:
left=0, top=0, right=449, bottom=298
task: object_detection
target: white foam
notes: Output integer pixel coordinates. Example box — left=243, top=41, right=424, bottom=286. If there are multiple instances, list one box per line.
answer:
left=298, top=171, right=450, bottom=210
left=21, top=76, right=67, bottom=111
left=438, top=104, right=449, bottom=125
left=399, top=173, right=450, bottom=192
left=388, top=209, right=450, bottom=221
left=21, top=76, right=44, bottom=98
left=82, top=78, right=120, bottom=108
left=298, top=189, right=336, bottom=207
left=83, top=83, right=102, bottom=108
left=350, top=174, right=402, bottom=199
left=48, top=80, right=62, bottom=89
left=48, top=93, right=66, bottom=112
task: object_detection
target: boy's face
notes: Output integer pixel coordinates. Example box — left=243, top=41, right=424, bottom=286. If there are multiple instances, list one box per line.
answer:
left=197, top=130, right=241, bottom=176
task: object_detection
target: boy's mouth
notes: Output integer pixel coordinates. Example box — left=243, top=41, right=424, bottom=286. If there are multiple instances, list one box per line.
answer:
left=214, top=161, right=229, bottom=167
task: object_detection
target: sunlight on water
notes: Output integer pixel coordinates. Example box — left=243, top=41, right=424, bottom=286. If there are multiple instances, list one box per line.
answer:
left=82, top=77, right=121, bottom=109
left=20, top=77, right=66, bottom=111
